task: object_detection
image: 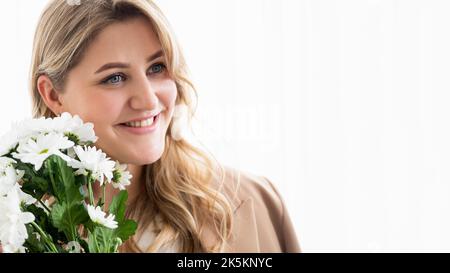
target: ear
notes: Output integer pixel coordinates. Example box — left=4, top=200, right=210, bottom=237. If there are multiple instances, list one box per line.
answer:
left=36, top=75, right=65, bottom=115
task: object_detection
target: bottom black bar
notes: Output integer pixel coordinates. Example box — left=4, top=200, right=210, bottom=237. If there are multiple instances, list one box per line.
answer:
left=0, top=253, right=438, bottom=272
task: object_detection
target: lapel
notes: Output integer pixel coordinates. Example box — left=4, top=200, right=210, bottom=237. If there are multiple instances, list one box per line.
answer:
left=201, top=198, right=260, bottom=252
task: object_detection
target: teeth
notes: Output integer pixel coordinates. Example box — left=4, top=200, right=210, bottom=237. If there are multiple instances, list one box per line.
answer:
left=124, top=116, right=155, bottom=127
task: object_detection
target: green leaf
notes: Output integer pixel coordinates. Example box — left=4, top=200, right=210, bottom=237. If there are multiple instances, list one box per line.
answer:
left=50, top=202, right=89, bottom=241
left=108, top=190, right=127, bottom=223
left=115, top=220, right=138, bottom=242
left=87, top=230, right=98, bottom=253
left=21, top=177, right=48, bottom=200
left=108, top=190, right=137, bottom=241
left=88, top=227, right=115, bottom=253
left=44, top=155, right=82, bottom=204
left=32, top=176, right=50, bottom=191
left=13, top=160, right=37, bottom=180
left=25, top=204, right=67, bottom=244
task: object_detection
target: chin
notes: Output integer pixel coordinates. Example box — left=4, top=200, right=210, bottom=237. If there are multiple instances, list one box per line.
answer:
left=128, top=145, right=165, bottom=165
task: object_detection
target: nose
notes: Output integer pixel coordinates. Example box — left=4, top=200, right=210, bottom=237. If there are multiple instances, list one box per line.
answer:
left=129, top=74, right=159, bottom=110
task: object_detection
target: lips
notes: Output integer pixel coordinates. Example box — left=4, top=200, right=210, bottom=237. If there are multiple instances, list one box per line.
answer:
left=117, top=112, right=161, bottom=125
left=119, top=114, right=156, bottom=127
left=125, top=115, right=157, bottom=123
left=116, top=113, right=160, bottom=134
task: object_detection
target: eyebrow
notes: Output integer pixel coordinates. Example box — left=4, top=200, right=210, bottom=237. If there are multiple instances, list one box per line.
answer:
left=94, top=49, right=164, bottom=74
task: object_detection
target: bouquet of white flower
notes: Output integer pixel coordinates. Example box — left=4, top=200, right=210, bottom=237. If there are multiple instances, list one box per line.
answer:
left=0, top=113, right=137, bottom=253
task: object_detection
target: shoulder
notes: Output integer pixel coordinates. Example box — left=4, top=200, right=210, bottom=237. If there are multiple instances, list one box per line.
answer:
left=210, top=165, right=301, bottom=252
left=217, top=165, right=284, bottom=215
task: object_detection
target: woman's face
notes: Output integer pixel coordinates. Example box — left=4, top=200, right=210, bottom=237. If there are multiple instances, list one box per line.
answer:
left=57, top=16, right=177, bottom=165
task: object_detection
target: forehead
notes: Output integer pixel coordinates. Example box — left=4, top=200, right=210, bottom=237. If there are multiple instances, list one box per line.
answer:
left=78, top=16, right=162, bottom=70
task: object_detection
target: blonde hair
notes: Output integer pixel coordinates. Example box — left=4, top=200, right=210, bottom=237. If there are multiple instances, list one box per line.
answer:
left=29, top=0, right=233, bottom=252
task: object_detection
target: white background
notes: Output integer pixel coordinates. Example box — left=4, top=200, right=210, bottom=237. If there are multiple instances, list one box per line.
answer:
left=2, top=0, right=450, bottom=252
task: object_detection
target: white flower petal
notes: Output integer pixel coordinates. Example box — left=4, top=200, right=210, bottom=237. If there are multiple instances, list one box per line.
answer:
left=70, top=146, right=115, bottom=185
left=86, top=204, right=118, bottom=229
left=0, top=186, right=35, bottom=252
left=12, top=132, right=74, bottom=171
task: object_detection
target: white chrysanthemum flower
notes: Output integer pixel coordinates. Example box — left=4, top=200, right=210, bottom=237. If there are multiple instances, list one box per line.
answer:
left=6, top=183, right=36, bottom=206
left=52, top=112, right=98, bottom=145
left=0, top=130, right=21, bottom=157
left=12, top=117, right=53, bottom=139
left=2, top=112, right=97, bottom=157
left=11, top=132, right=74, bottom=171
left=68, top=146, right=115, bottom=186
left=0, top=157, right=19, bottom=196
left=16, top=186, right=36, bottom=206
left=111, top=161, right=132, bottom=190
left=86, top=204, right=118, bottom=229
left=1, top=116, right=58, bottom=157
left=2, top=183, right=36, bottom=207
left=0, top=187, right=35, bottom=253
left=20, top=117, right=55, bottom=135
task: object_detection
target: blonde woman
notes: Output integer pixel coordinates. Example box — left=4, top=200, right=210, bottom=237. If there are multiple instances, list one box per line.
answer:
left=26, top=0, right=301, bottom=253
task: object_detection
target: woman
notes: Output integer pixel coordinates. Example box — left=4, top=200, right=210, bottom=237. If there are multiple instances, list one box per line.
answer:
left=29, top=0, right=300, bottom=253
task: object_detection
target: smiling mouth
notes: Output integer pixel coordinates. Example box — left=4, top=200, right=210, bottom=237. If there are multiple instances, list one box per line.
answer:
left=115, top=113, right=161, bottom=135
left=119, top=114, right=158, bottom=128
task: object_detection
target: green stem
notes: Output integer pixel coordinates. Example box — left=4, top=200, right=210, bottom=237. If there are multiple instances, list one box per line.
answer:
left=48, top=170, right=60, bottom=203
left=30, top=221, right=58, bottom=253
left=88, top=180, right=94, bottom=206
left=89, top=230, right=101, bottom=253
left=69, top=225, right=77, bottom=243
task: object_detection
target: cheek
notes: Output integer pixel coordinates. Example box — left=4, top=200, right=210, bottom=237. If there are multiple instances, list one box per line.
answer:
left=63, top=89, right=123, bottom=127
left=158, top=80, right=178, bottom=112
left=85, top=98, right=124, bottom=137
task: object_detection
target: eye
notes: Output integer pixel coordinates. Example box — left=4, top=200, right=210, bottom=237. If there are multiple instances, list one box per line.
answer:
left=101, top=73, right=126, bottom=85
left=148, top=62, right=166, bottom=75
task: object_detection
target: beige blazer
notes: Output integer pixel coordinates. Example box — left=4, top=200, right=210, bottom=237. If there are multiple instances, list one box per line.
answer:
left=214, top=166, right=301, bottom=253
left=136, top=166, right=301, bottom=253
